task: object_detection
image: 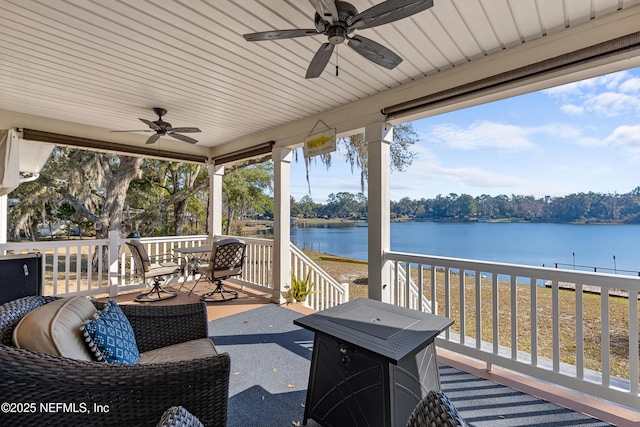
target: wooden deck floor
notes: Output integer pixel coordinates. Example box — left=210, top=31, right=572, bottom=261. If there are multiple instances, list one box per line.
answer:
left=105, top=280, right=639, bottom=427
left=103, top=279, right=315, bottom=322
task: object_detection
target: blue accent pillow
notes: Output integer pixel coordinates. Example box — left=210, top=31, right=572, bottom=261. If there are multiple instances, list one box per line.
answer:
left=81, top=300, right=139, bottom=364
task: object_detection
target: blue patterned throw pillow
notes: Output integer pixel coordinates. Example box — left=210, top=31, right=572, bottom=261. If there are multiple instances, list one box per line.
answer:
left=81, top=300, right=139, bottom=364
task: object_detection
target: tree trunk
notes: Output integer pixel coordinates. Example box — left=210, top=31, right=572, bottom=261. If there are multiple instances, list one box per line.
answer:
left=226, top=205, right=234, bottom=235
left=174, top=199, right=188, bottom=236
left=92, top=155, right=143, bottom=271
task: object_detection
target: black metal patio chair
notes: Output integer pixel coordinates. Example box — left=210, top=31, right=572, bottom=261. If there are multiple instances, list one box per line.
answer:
left=126, top=240, right=184, bottom=302
left=186, top=238, right=246, bottom=302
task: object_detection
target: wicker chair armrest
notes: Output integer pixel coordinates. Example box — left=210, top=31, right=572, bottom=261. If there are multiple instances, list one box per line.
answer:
left=0, top=296, right=60, bottom=345
left=118, top=302, right=209, bottom=353
left=0, top=345, right=230, bottom=427
left=406, top=390, right=468, bottom=427
left=157, top=405, right=205, bottom=427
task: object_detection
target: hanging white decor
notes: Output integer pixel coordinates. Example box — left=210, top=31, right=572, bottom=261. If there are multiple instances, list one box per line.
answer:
left=304, top=120, right=336, bottom=159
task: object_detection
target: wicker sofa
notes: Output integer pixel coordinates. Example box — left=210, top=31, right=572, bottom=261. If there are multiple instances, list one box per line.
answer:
left=0, top=296, right=230, bottom=427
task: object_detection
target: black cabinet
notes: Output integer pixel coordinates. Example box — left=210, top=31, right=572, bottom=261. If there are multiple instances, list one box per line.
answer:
left=0, top=253, right=42, bottom=305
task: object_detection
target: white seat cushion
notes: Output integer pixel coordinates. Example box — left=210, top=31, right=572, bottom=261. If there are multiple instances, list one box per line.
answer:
left=148, top=262, right=181, bottom=276
left=139, top=338, right=218, bottom=364
left=13, top=296, right=98, bottom=361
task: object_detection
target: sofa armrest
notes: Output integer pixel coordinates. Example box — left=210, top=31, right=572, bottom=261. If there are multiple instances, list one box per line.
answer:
left=0, top=296, right=60, bottom=345
left=119, top=302, right=208, bottom=353
left=0, top=345, right=230, bottom=427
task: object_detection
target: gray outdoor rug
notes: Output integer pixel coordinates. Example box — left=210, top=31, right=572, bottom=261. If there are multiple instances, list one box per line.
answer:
left=208, top=304, right=610, bottom=427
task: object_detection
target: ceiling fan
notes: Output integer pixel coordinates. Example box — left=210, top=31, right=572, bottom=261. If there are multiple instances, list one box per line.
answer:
left=243, top=0, right=434, bottom=78
left=111, top=107, right=201, bottom=144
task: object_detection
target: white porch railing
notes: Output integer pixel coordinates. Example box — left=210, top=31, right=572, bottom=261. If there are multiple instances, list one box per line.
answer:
left=391, top=262, right=434, bottom=313
left=385, top=250, right=640, bottom=411
left=3, top=233, right=637, bottom=409
left=1, top=237, right=113, bottom=297
left=0, top=233, right=348, bottom=310
left=237, top=236, right=274, bottom=290
left=290, top=244, right=349, bottom=311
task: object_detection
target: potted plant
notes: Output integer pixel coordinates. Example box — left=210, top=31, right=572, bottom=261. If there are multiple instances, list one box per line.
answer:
left=283, top=269, right=315, bottom=304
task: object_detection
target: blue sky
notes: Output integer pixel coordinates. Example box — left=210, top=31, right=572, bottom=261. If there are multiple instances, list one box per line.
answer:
left=290, top=66, right=640, bottom=204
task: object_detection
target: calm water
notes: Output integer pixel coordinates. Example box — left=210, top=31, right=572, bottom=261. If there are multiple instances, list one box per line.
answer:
left=290, top=221, right=640, bottom=275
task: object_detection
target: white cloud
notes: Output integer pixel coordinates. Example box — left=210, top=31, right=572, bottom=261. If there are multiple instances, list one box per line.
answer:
left=394, top=146, right=530, bottom=195
left=605, top=125, right=640, bottom=147
left=598, top=71, right=630, bottom=90
left=427, top=121, right=538, bottom=151
left=544, top=80, right=591, bottom=99
left=426, top=121, right=605, bottom=150
left=560, top=104, right=583, bottom=115
left=536, top=123, right=604, bottom=147
left=544, top=71, right=630, bottom=99
left=544, top=70, right=640, bottom=117
left=601, top=125, right=640, bottom=161
left=620, top=77, right=640, bottom=93
left=434, top=165, right=529, bottom=188
left=582, top=92, right=640, bottom=117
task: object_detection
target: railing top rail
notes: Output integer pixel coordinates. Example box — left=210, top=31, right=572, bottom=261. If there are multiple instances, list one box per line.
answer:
left=553, top=262, right=639, bottom=276
left=385, top=250, right=640, bottom=289
left=218, top=235, right=273, bottom=245
left=2, top=239, right=110, bottom=249
left=139, top=235, right=207, bottom=244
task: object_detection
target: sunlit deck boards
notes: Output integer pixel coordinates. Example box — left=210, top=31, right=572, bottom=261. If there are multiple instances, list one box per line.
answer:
left=101, top=279, right=314, bottom=321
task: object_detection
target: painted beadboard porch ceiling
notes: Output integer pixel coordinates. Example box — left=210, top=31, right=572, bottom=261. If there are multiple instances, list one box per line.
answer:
left=1, top=0, right=640, bottom=161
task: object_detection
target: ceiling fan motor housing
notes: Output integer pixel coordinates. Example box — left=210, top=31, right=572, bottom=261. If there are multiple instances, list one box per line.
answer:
left=328, top=24, right=348, bottom=44
left=151, top=107, right=171, bottom=132
left=153, top=120, right=171, bottom=132
left=315, top=1, right=357, bottom=44
left=152, top=107, right=167, bottom=118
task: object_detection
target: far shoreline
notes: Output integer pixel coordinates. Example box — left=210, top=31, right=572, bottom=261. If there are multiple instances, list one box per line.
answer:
left=291, top=217, right=635, bottom=226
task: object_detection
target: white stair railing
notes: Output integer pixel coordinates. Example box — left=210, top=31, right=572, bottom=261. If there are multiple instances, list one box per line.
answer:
left=290, top=244, right=349, bottom=311
left=390, top=261, right=435, bottom=313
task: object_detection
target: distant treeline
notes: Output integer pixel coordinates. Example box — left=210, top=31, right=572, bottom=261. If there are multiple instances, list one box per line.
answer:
left=291, top=187, right=640, bottom=223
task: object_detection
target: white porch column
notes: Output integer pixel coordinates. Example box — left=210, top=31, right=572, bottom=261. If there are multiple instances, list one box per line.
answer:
left=208, top=162, right=224, bottom=237
left=0, top=196, right=7, bottom=244
left=108, top=229, right=120, bottom=297
left=367, top=122, right=392, bottom=303
left=272, top=147, right=292, bottom=304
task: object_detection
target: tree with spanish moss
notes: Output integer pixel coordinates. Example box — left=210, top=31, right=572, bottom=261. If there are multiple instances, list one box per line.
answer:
left=304, top=122, right=419, bottom=194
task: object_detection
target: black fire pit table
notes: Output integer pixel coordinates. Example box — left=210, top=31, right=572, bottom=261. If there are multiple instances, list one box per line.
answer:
left=294, top=297, right=453, bottom=427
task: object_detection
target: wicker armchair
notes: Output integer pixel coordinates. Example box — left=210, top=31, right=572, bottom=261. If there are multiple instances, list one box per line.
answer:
left=0, top=296, right=230, bottom=427
left=406, top=390, right=469, bottom=427
left=157, top=406, right=205, bottom=427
